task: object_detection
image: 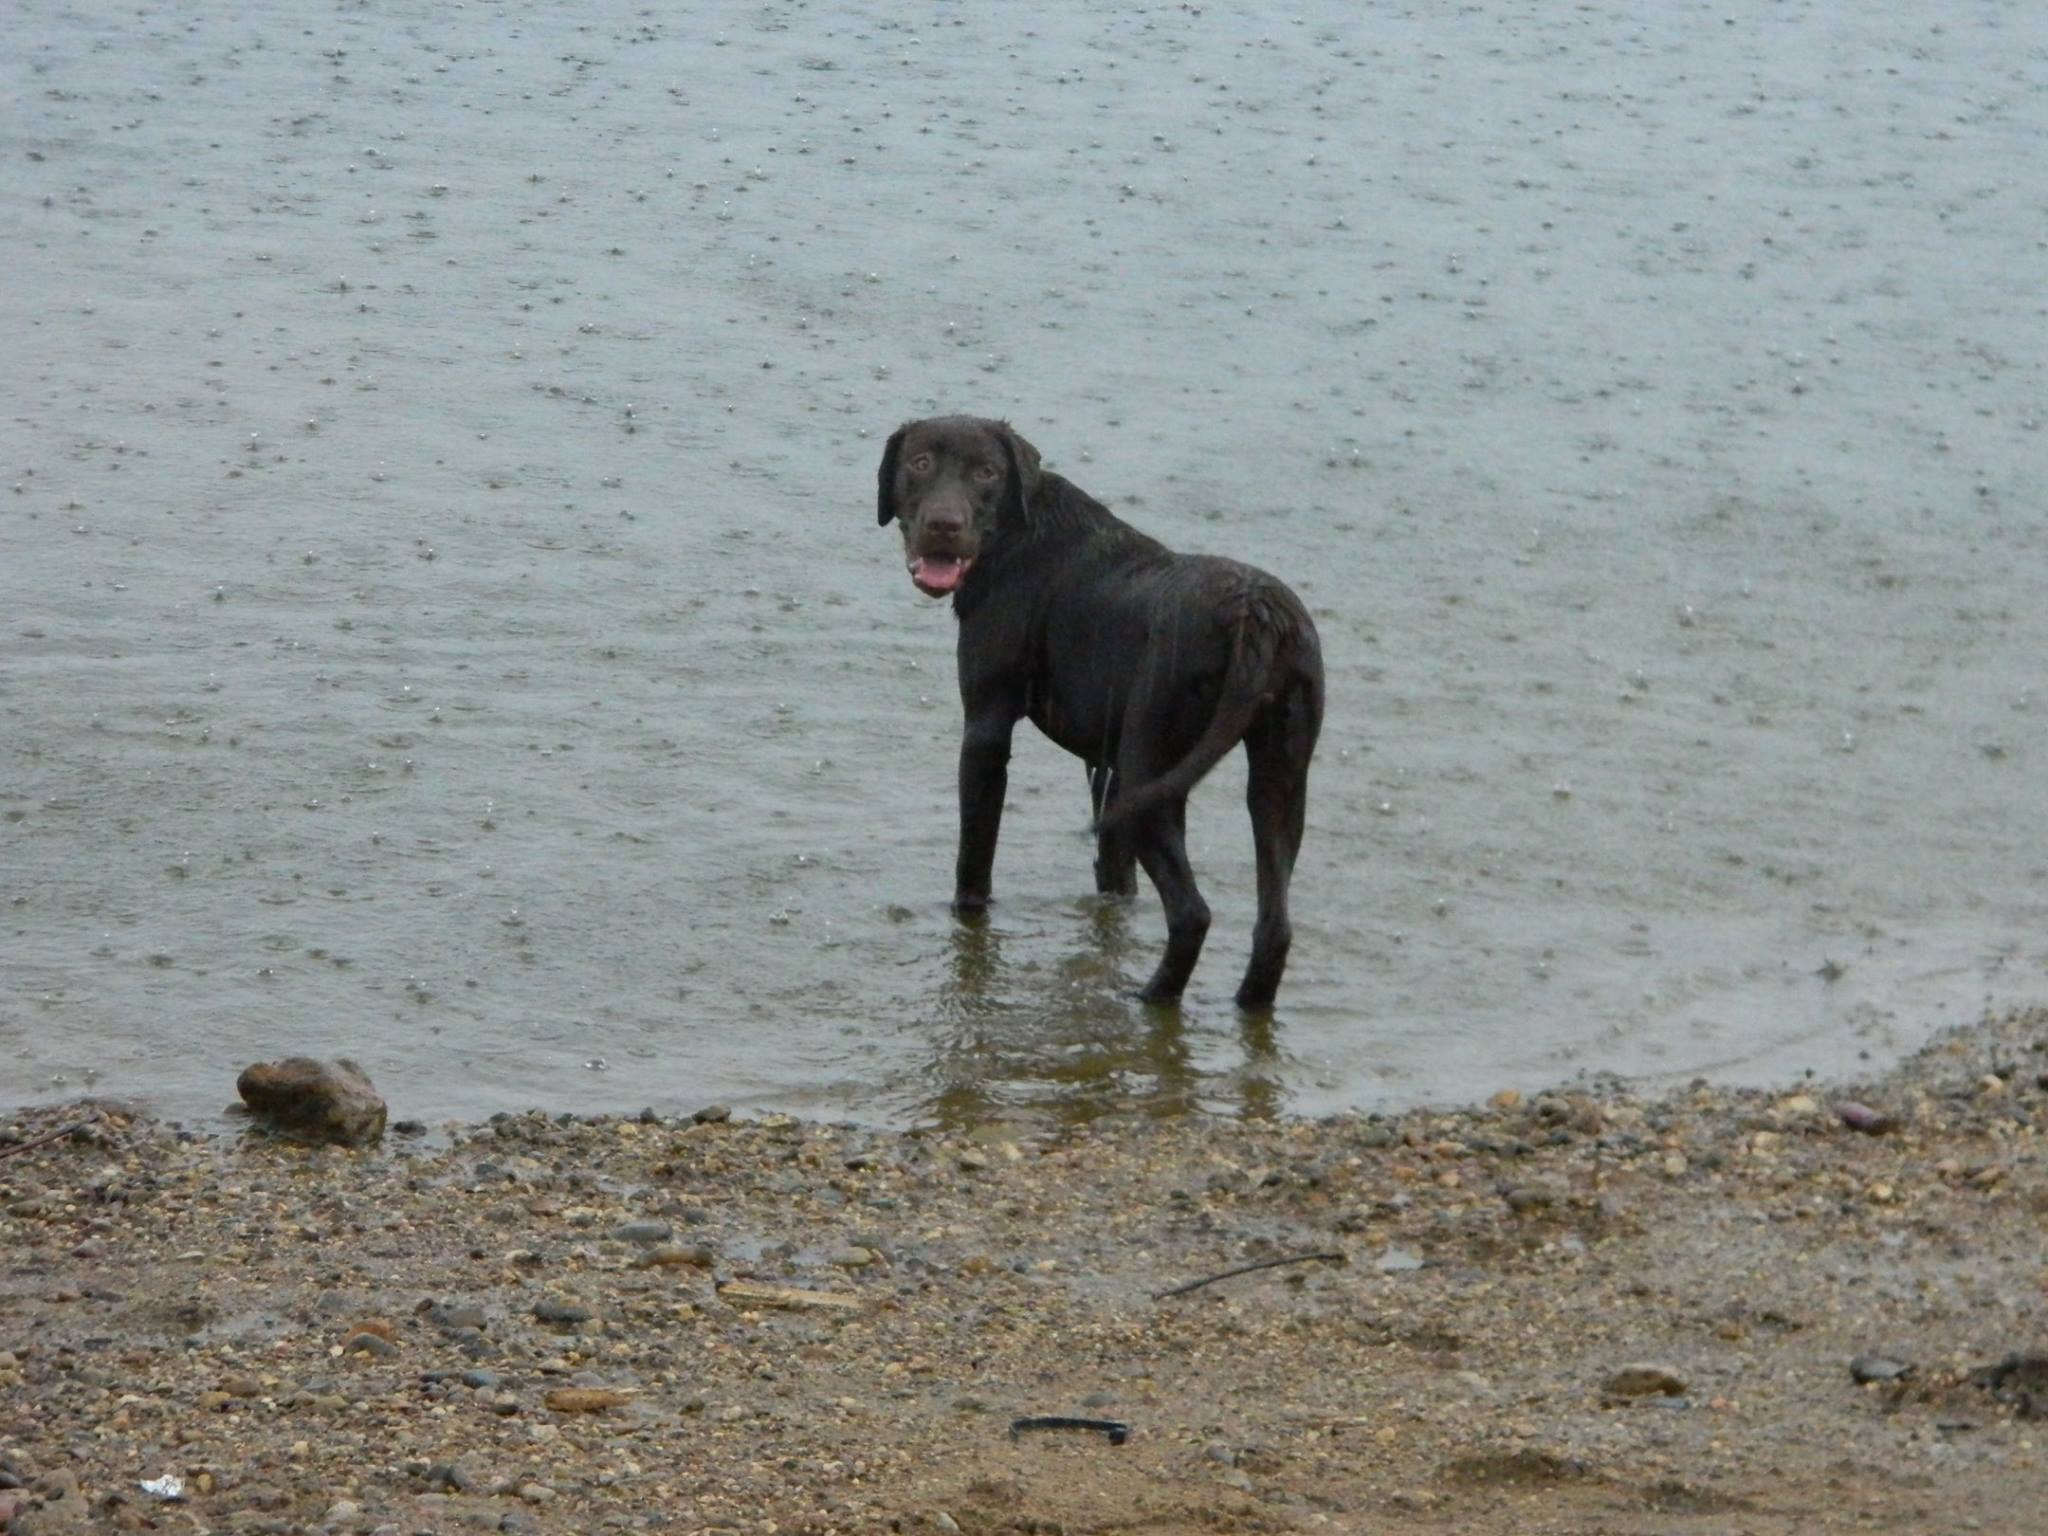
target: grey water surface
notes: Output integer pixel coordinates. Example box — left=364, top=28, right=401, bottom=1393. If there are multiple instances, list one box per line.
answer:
left=4, top=0, right=2045, bottom=1128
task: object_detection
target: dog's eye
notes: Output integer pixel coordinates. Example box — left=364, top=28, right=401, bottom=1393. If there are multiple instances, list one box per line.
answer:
left=972, top=463, right=999, bottom=482
left=907, top=453, right=935, bottom=475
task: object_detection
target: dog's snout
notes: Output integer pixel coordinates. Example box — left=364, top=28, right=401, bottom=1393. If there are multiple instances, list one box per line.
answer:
left=922, top=506, right=965, bottom=539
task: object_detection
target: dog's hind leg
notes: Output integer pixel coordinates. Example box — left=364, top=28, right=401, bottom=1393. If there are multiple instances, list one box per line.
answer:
left=1130, top=801, right=1209, bottom=1004
left=1088, top=762, right=1138, bottom=896
left=1236, top=685, right=1318, bottom=1009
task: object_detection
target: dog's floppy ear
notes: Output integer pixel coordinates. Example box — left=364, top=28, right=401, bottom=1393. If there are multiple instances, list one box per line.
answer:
left=876, top=424, right=908, bottom=526
left=995, top=422, right=1042, bottom=522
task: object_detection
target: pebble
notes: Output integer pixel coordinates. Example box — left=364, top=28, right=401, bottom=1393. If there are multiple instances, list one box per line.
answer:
left=532, top=1297, right=594, bottom=1325
left=692, top=1104, right=732, bottom=1123
left=1850, top=1354, right=1913, bottom=1384
left=1603, top=1363, right=1688, bottom=1399
left=543, top=1387, right=633, bottom=1414
left=633, top=1243, right=716, bottom=1270
left=1835, top=1100, right=1894, bottom=1134
left=610, top=1220, right=673, bottom=1245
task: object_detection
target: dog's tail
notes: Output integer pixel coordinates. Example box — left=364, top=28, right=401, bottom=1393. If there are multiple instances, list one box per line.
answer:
left=1096, top=604, right=1280, bottom=835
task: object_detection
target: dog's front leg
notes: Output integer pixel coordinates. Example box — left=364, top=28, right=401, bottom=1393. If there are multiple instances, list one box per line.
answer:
left=954, top=712, right=1015, bottom=915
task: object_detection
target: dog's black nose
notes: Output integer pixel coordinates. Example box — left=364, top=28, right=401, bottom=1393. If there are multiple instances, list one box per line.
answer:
left=923, top=510, right=964, bottom=539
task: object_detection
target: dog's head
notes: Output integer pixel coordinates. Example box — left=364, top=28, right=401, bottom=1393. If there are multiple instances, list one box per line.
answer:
left=876, top=416, right=1042, bottom=598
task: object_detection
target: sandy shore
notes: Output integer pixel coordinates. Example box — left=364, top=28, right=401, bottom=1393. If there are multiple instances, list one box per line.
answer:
left=3, top=1012, right=2044, bottom=1535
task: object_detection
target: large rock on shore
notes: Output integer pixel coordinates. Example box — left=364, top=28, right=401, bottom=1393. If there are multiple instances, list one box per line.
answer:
left=235, top=1057, right=387, bottom=1146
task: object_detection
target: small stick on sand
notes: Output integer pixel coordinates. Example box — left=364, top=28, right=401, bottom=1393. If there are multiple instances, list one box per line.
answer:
left=715, top=1279, right=865, bottom=1312
left=1154, top=1250, right=1345, bottom=1301
left=0, top=1115, right=100, bottom=1163
left=1010, top=1415, right=1130, bottom=1445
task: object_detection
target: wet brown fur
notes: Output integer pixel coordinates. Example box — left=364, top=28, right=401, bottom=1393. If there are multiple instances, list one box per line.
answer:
left=877, top=416, right=1323, bottom=1008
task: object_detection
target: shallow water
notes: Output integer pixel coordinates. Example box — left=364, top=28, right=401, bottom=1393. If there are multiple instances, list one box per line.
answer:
left=4, top=0, right=2046, bottom=1129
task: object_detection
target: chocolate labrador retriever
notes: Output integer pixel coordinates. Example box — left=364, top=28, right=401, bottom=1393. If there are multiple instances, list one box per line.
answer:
left=877, top=415, right=1323, bottom=1008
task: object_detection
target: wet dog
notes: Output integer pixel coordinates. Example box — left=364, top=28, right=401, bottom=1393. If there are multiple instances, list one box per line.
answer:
left=877, top=415, right=1323, bottom=1008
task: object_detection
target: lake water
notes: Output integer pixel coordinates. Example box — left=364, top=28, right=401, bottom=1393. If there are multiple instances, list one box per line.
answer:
left=5, top=0, right=2045, bottom=1129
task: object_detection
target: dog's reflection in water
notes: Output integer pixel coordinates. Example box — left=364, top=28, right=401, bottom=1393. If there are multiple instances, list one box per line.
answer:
left=918, top=904, right=1285, bottom=1129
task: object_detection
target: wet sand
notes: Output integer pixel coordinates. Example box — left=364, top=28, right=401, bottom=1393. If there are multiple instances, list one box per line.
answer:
left=2, top=1007, right=2044, bottom=1534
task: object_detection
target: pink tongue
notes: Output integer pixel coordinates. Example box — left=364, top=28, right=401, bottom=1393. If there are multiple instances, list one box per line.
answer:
left=912, top=555, right=965, bottom=593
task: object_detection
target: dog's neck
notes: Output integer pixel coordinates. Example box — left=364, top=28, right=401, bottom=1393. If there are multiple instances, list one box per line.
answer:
left=951, top=475, right=1161, bottom=623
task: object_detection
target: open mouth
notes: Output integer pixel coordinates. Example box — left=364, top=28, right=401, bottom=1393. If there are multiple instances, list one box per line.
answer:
left=909, top=553, right=973, bottom=596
